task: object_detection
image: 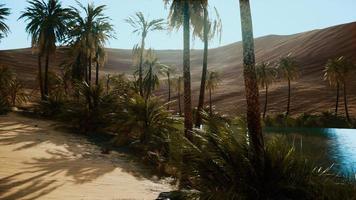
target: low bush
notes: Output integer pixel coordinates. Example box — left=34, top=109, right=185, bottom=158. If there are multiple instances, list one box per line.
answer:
left=171, top=115, right=356, bottom=200
left=264, top=112, right=354, bottom=128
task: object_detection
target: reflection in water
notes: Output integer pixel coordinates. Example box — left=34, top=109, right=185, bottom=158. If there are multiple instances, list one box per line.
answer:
left=266, top=128, right=356, bottom=175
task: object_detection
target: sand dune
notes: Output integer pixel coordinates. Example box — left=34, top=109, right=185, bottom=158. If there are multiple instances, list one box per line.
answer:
left=0, top=22, right=355, bottom=116
left=0, top=113, right=173, bottom=200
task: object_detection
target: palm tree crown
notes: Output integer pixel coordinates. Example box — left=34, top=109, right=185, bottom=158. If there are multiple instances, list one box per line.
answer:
left=278, top=55, right=299, bottom=81
left=0, top=4, right=10, bottom=40
left=126, top=12, right=165, bottom=96
left=67, top=2, right=114, bottom=84
left=19, top=0, right=72, bottom=56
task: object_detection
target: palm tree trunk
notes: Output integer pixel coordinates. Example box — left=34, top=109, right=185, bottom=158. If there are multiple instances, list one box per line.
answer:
left=88, top=55, right=92, bottom=85
left=95, top=60, right=99, bottom=85
left=209, top=87, right=212, bottom=115
left=287, top=78, right=291, bottom=116
left=95, top=51, right=100, bottom=86
left=106, top=74, right=110, bottom=94
left=263, top=84, right=268, bottom=119
left=178, top=89, right=182, bottom=116
left=37, top=55, right=44, bottom=100
left=139, top=37, right=145, bottom=97
left=167, top=73, right=171, bottom=110
left=343, top=82, right=350, bottom=121
left=335, top=82, right=340, bottom=116
left=196, top=6, right=209, bottom=128
left=183, top=0, right=193, bottom=140
left=44, top=51, right=50, bottom=99
left=239, top=0, right=265, bottom=164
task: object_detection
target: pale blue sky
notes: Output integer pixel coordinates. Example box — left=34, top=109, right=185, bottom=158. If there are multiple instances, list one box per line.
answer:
left=0, top=0, right=356, bottom=50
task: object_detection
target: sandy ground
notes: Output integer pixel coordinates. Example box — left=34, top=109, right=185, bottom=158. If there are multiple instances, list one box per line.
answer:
left=0, top=113, right=173, bottom=200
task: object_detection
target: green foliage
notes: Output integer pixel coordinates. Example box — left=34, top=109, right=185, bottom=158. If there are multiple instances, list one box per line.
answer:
left=264, top=112, right=354, bottom=128
left=19, top=0, right=73, bottom=55
left=0, top=66, right=28, bottom=112
left=111, top=95, right=182, bottom=160
left=278, top=54, right=299, bottom=81
left=175, top=114, right=356, bottom=199
left=0, top=4, right=10, bottom=40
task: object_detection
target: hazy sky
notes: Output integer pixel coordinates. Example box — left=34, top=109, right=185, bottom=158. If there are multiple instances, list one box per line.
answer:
left=1, top=0, right=355, bottom=50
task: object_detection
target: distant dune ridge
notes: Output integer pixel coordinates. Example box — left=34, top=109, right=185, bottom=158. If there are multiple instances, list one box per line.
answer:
left=0, top=22, right=355, bottom=116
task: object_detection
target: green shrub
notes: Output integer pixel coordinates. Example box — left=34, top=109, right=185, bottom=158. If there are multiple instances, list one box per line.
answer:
left=174, top=115, right=356, bottom=200
left=265, top=112, right=353, bottom=128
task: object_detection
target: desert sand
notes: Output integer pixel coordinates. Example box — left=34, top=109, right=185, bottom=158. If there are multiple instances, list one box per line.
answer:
left=0, top=113, right=173, bottom=200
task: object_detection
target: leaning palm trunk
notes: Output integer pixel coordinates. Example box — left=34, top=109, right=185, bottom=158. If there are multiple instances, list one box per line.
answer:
left=263, top=84, right=268, bottom=119
left=183, top=1, right=193, bottom=140
left=286, top=78, right=291, bottom=116
left=37, top=54, right=44, bottom=100
left=335, top=82, right=340, bottom=116
left=196, top=7, right=209, bottom=128
left=239, top=0, right=265, bottom=165
left=343, top=82, right=350, bottom=121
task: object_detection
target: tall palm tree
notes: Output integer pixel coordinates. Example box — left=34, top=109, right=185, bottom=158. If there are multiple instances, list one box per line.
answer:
left=20, top=0, right=72, bottom=99
left=126, top=12, right=165, bottom=96
left=206, top=70, right=221, bottom=115
left=92, top=21, right=115, bottom=85
left=256, top=62, right=277, bottom=119
left=163, top=0, right=206, bottom=139
left=68, top=2, right=114, bottom=86
left=278, top=55, right=299, bottom=116
left=324, top=56, right=354, bottom=121
left=195, top=6, right=222, bottom=127
left=238, top=0, right=264, bottom=164
left=0, top=4, right=10, bottom=40
left=324, top=58, right=341, bottom=116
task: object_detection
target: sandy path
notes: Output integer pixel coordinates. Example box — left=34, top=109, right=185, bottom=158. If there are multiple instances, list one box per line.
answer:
left=0, top=113, right=173, bottom=200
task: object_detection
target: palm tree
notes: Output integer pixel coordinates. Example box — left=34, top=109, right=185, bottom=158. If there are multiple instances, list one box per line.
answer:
left=206, top=70, right=221, bottom=115
left=142, top=49, right=167, bottom=100
left=163, top=65, right=176, bottom=110
left=195, top=6, right=222, bottom=127
left=172, top=76, right=183, bottom=116
left=20, top=0, right=72, bottom=99
left=0, top=4, right=10, bottom=40
left=324, top=56, right=354, bottom=121
left=278, top=55, right=299, bottom=116
left=163, top=0, right=206, bottom=139
left=238, top=0, right=264, bottom=164
left=256, top=62, right=277, bottom=118
left=126, top=12, right=165, bottom=96
left=69, top=2, right=114, bottom=86
left=324, top=58, right=341, bottom=116
left=93, top=21, right=115, bottom=86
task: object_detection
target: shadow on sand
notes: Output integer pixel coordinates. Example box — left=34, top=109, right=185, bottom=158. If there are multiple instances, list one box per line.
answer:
left=0, top=114, right=167, bottom=199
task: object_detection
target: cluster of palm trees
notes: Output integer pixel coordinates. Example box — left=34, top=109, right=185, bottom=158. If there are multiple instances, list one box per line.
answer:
left=0, top=0, right=265, bottom=163
left=256, top=54, right=355, bottom=122
left=256, top=55, right=299, bottom=119
left=324, top=56, right=354, bottom=121
left=17, top=0, right=115, bottom=100
left=1, top=1, right=354, bottom=168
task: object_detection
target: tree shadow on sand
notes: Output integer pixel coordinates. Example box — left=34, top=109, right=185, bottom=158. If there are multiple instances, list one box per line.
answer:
left=0, top=114, right=172, bottom=199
